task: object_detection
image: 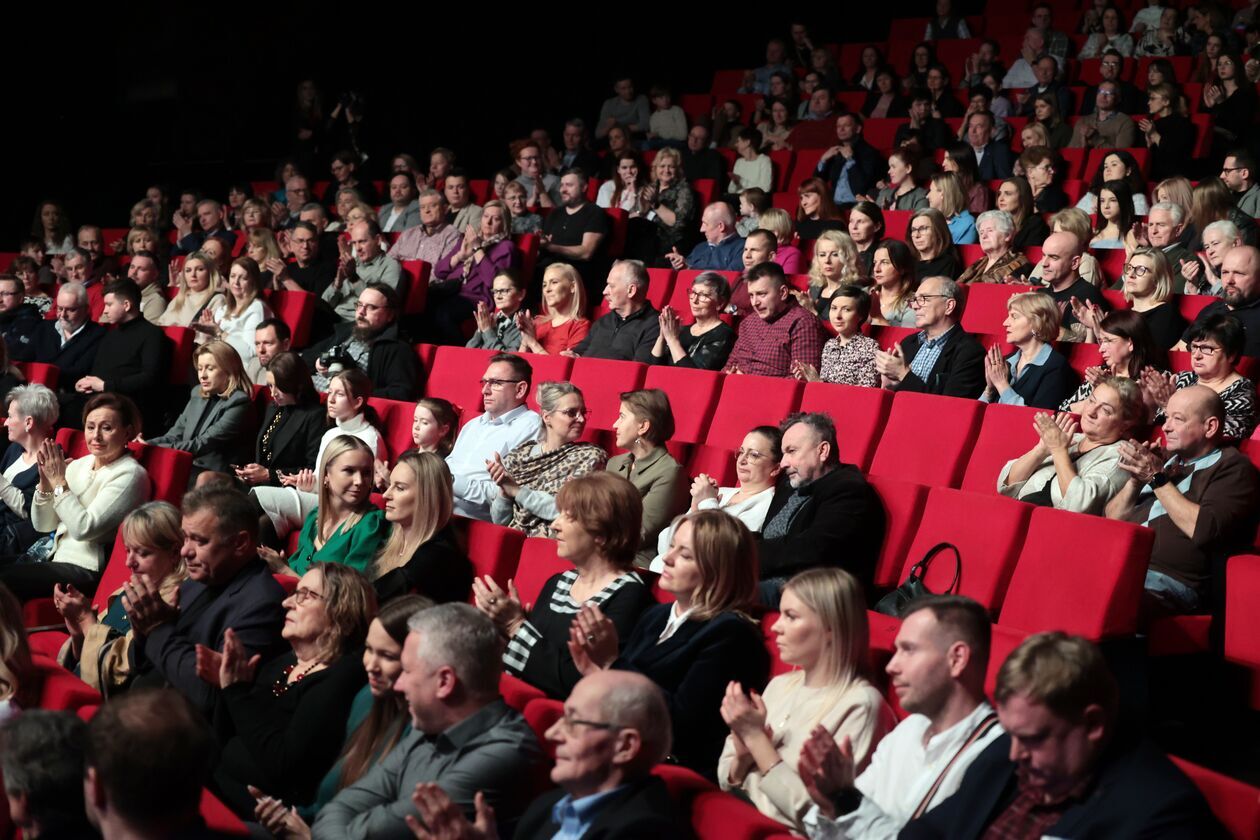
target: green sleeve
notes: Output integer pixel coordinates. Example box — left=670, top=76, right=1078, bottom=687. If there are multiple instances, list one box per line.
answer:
left=289, top=509, right=320, bottom=576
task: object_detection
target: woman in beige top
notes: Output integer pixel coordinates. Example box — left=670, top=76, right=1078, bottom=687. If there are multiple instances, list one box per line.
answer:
left=718, top=567, right=896, bottom=832
left=607, top=389, right=687, bottom=568
left=157, top=250, right=225, bottom=327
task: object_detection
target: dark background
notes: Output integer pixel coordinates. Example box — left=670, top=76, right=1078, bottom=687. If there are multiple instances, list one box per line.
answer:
left=0, top=6, right=926, bottom=247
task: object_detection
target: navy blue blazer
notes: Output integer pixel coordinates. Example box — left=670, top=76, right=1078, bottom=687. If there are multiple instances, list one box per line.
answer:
left=1001, top=348, right=1078, bottom=410
left=514, top=776, right=686, bottom=840
left=974, top=142, right=1014, bottom=181
left=616, top=605, right=769, bottom=779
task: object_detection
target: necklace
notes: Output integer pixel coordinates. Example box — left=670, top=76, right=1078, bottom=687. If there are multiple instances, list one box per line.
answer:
left=272, top=659, right=322, bottom=697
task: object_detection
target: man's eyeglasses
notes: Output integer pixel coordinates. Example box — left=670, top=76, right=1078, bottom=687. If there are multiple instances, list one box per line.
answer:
left=556, top=712, right=619, bottom=733
left=480, top=378, right=523, bottom=390
left=909, top=294, right=950, bottom=308
left=355, top=301, right=391, bottom=312
left=491, top=288, right=517, bottom=297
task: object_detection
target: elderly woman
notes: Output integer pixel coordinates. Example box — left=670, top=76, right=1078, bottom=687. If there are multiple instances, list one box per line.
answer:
left=518, top=263, right=590, bottom=355
left=642, top=148, right=696, bottom=259
left=504, top=181, right=543, bottom=234
left=870, top=239, right=918, bottom=327
left=373, top=452, right=471, bottom=603
left=719, top=567, right=896, bottom=831
left=204, top=562, right=376, bottom=818
left=650, top=272, right=736, bottom=370
left=569, top=511, right=771, bottom=778
left=928, top=172, right=977, bottom=244
left=0, top=385, right=57, bottom=557
left=908, top=209, right=961, bottom=280
left=997, top=177, right=1050, bottom=250
left=146, top=341, right=256, bottom=480
left=489, top=382, right=607, bottom=537
left=846, top=201, right=884, bottom=279
left=474, top=471, right=654, bottom=699
left=1146, top=314, right=1258, bottom=442
left=1184, top=220, right=1244, bottom=296
left=873, top=150, right=928, bottom=212
left=1020, top=146, right=1068, bottom=213
left=1076, top=248, right=1186, bottom=349
left=608, top=389, right=687, bottom=567
left=53, top=501, right=186, bottom=695
left=650, top=425, right=782, bottom=572
left=1062, top=309, right=1168, bottom=412
left=794, top=286, right=880, bottom=387
left=808, top=231, right=864, bottom=319
left=982, top=292, right=1077, bottom=409
left=999, top=377, right=1145, bottom=514
left=0, top=393, right=150, bottom=601
left=957, top=210, right=1030, bottom=284
left=1028, top=209, right=1103, bottom=287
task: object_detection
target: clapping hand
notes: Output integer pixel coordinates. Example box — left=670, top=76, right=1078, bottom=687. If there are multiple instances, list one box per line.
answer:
left=1083, top=364, right=1110, bottom=386
left=121, top=573, right=179, bottom=636
left=1069, top=297, right=1104, bottom=336
left=690, top=473, right=719, bottom=508
left=1033, top=411, right=1078, bottom=455
left=53, top=583, right=93, bottom=635
left=790, top=359, right=821, bottom=382
left=279, top=468, right=316, bottom=493
left=983, top=344, right=1010, bottom=395
left=1138, top=367, right=1177, bottom=409
left=1117, top=438, right=1166, bottom=484
left=719, top=680, right=771, bottom=743
left=473, top=301, right=495, bottom=334
left=874, top=344, right=908, bottom=385
left=566, top=605, right=618, bottom=674
left=36, top=438, right=68, bottom=491
left=797, top=726, right=856, bottom=819
left=405, top=783, right=497, bottom=840
left=658, top=306, right=681, bottom=343
left=485, top=452, right=519, bottom=499
left=471, top=575, right=526, bottom=635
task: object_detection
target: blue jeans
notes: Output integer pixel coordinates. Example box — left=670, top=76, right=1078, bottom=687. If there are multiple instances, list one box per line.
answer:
left=1144, top=569, right=1205, bottom=614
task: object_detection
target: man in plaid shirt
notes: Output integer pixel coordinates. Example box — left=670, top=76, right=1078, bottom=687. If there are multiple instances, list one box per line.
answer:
left=723, top=262, right=824, bottom=378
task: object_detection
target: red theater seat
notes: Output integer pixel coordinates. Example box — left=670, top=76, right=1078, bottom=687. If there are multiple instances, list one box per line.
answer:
left=14, top=361, right=58, bottom=389
left=960, top=284, right=1035, bottom=336
left=32, top=654, right=101, bottom=712
left=689, top=375, right=802, bottom=485
left=1169, top=756, right=1260, bottom=840
left=798, top=382, right=891, bottom=472
left=869, top=392, right=983, bottom=488
left=960, top=403, right=1044, bottom=493
left=514, top=537, right=571, bottom=606
left=463, top=519, right=525, bottom=590
left=399, top=260, right=431, bottom=315
left=163, top=326, right=195, bottom=385
left=567, top=358, right=647, bottom=440
left=264, top=289, right=315, bottom=348
left=868, top=475, right=929, bottom=590
left=643, top=366, right=722, bottom=445
left=424, top=346, right=495, bottom=424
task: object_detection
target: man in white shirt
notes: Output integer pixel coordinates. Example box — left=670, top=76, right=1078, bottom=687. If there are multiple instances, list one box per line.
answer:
left=799, top=595, right=1003, bottom=839
left=447, top=353, right=542, bottom=520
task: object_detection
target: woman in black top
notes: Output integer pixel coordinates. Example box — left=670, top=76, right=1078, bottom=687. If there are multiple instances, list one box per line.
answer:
left=373, top=451, right=473, bottom=603
left=650, top=271, right=735, bottom=370
left=235, top=352, right=325, bottom=489
left=998, top=178, right=1050, bottom=250
left=1140, top=83, right=1196, bottom=183
left=909, top=209, right=962, bottom=280
left=207, top=562, right=375, bottom=818
left=474, top=472, right=653, bottom=700
left=1204, top=53, right=1258, bottom=162
left=1020, top=146, right=1068, bottom=214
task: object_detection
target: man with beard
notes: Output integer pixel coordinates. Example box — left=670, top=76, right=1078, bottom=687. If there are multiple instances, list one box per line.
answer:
left=1177, top=246, right=1260, bottom=356
left=303, top=283, right=420, bottom=400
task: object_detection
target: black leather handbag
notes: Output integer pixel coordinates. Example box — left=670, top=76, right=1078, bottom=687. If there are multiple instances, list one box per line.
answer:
left=873, top=542, right=961, bottom=617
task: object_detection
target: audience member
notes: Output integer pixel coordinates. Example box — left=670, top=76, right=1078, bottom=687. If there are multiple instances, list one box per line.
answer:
left=1020, top=146, right=1068, bottom=214
left=324, top=220, right=402, bottom=323
left=1149, top=314, right=1259, bottom=442
left=558, top=118, right=602, bottom=176
left=650, top=271, right=736, bottom=370
left=0, top=584, right=32, bottom=721
left=877, top=276, right=985, bottom=397
left=606, top=389, right=687, bottom=566
left=378, top=173, right=421, bottom=233
left=1063, top=310, right=1169, bottom=413
left=796, top=177, right=847, bottom=241
left=1222, top=149, right=1260, bottom=217
left=869, top=239, right=918, bottom=327
left=387, top=189, right=460, bottom=264
left=666, top=202, right=744, bottom=271
left=25, top=282, right=105, bottom=385
left=538, top=169, right=609, bottom=297
left=275, top=221, right=337, bottom=296
left=1040, top=231, right=1109, bottom=341
left=1069, top=81, right=1138, bottom=149
left=873, top=149, right=928, bottom=212
left=432, top=203, right=516, bottom=345
left=0, top=710, right=93, bottom=838
left=681, top=124, right=726, bottom=185
left=0, top=385, right=55, bottom=558
left=157, top=250, right=224, bottom=328
left=518, top=263, right=590, bottom=355
left=794, top=286, right=880, bottom=387
left=982, top=292, right=1077, bottom=409
left=763, top=209, right=806, bottom=273
left=928, top=173, right=978, bottom=245
left=997, top=178, right=1050, bottom=249
left=465, top=268, right=527, bottom=352
left=233, top=351, right=325, bottom=489
left=815, top=114, right=885, bottom=209
left=597, top=77, right=650, bottom=139
left=444, top=170, right=484, bottom=235
left=568, top=260, right=660, bottom=362
left=0, top=275, right=40, bottom=357
left=908, top=209, right=962, bottom=280
left=642, top=147, right=697, bottom=262
left=958, top=210, right=1030, bottom=284
left=1178, top=246, right=1260, bottom=356
left=303, top=284, right=420, bottom=401
left=725, top=263, right=825, bottom=377
left=172, top=199, right=232, bottom=256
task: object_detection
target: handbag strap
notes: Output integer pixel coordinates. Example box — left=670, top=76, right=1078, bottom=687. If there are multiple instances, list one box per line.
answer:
left=906, top=542, right=962, bottom=594
left=910, top=712, right=1000, bottom=820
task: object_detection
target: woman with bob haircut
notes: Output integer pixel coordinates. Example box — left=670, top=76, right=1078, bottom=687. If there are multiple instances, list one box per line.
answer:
left=1073, top=247, right=1185, bottom=349
left=982, top=292, right=1077, bottom=410
left=0, top=384, right=58, bottom=557
left=373, top=451, right=471, bottom=603
left=1001, top=376, right=1147, bottom=514
left=204, top=562, right=377, bottom=818
left=147, top=340, right=257, bottom=480
left=568, top=510, right=771, bottom=778
left=718, top=566, right=896, bottom=831
left=474, top=471, right=654, bottom=699
left=608, top=389, right=687, bottom=567
left=650, top=272, right=736, bottom=370
left=927, top=172, right=977, bottom=244
left=1145, top=313, right=1258, bottom=441
left=54, top=501, right=187, bottom=695
left=517, top=263, right=590, bottom=355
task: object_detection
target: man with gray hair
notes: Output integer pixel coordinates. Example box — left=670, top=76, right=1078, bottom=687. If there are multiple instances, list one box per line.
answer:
left=565, top=260, right=660, bottom=362
left=314, top=603, right=543, bottom=839
left=1, top=711, right=94, bottom=838
left=1141, top=202, right=1197, bottom=291
left=173, top=198, right=230, bottom=255
left=26, top=281, right=105, bottom=381
left=387, top=189, right=460, bottom=264
left=875, top=276, right=986, bottom=397
left=667, top=201, right=745, bottom=271
left=410, top=670, right=684, bottom=839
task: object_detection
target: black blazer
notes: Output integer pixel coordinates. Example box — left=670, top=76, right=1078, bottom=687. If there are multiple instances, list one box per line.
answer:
left=1003, top=348, right=1077, bottom=410
left=514, top=776, right=686, bottom=840
left=758, top=464, right=885, bottom=589
left=896, top=328, right=986, bottom=399
left=616, top=605, right=769, bottom=778
left=148, top=387, right=257, bottom=476
left=900, top=732, right=1225, bottom=839
left=0, top=443, right=40, bottom=556
left=816, top=138, right=885, bottom=200
left=975, top=142, right=1014, bottom=181
left=255, top=401, right=325, bottom=484
left=31, top=320, right=106, bottom=385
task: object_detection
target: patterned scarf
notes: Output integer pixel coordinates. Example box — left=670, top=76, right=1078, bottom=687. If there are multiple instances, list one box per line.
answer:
left=502, top=441, right=607, bottom=536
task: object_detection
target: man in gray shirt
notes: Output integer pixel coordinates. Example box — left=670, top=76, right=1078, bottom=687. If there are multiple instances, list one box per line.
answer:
left=313, top=604, right=543, bottom=839
left=323, top=218, right=402, bottom=322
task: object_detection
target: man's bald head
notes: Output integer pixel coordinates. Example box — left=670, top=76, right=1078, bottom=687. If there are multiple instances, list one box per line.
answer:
left=1044, top=231, right=1081, bottom=257
left=1163, top=385, right=1225, bottom=456
left=592, top=670, right=672, bottom=773
left=1172, top=385, right=1226, bottom=426
left=1220, top=246, right=1260, bottom=306
left=700, top=202, right=736, bottom=245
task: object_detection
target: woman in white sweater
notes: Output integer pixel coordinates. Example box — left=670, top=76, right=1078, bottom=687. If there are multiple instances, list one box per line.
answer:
left=718, top=567, right=897, bottom=833
left=196, top=256, right=273, bottom=374
left=0, top=393, right=150, bottom=601
left=728, top=129, right=773, bottom=195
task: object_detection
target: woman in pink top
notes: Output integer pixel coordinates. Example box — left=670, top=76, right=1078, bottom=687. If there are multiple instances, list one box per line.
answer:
left=518, top=263, right=591, bottom=355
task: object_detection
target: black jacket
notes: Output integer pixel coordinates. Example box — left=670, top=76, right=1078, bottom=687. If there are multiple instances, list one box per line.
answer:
left=254, top=401, right=326, bottom=485
left=975, top=142, right=1015, bottom=181
left=815, top=138, right=885, bottom=201
left=901, top=731, right=1225, bottom=839
left=90, top=316, right=169, bottom=395
left=895, top=327, right=986, bottom=399
left=31, top=320, right=106, bottom=385
left=372, top=525, right=473, bottom=604
left=573, top=304, right=660, bottom=363
left=513, top=776, right=686, bottom=840
left=0, top=305, right=42, bottom=362
left=303, top=320, right=421, bottom=401
left=758, top=464, right=885, bottom=588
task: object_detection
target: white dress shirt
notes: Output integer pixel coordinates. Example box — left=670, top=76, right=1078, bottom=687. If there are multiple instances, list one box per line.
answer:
left=446, top=404, right=542, bottom=520
left=649, top=486, right=774, bottom=572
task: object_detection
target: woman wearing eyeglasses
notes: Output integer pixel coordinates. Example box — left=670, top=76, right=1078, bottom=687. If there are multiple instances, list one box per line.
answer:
left=489, top=382, right=607, bottom=538
left=1072, top=248, right=1186, bottom=350
left=203, top=562, right=376, bottom=818
left=1019, top=146, right=1068, bottom=214
left=1144, top=313, right=1258, bottom=442
left=651, top=272, right=736, bottom=371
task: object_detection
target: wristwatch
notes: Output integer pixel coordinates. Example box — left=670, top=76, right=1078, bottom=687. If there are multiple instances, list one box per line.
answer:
left=53, top=484, right=70, bottom=498
left=1149, top=471, right=1170, bottom=489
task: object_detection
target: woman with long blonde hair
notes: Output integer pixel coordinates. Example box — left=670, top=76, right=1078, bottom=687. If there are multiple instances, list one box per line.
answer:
left=517, top=263, right=590, bottom=355
left=0, top=583, right=34, bottom=718
left=808, top=230, right=863, bottom=319
left=158, top=250, right=225, bottom=327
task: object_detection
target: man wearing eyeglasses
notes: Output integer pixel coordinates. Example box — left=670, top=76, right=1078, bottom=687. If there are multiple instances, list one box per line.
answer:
left=1068, top=81, right=1136, bottom=149
left=387, top=189, right=459, bottom=264
left=0, top=275, right=40, bottom=357
left=1176, top=246, right=1260, bottom=357
left=302, top=283, right=419, bottom=400
left=875, top=276, right=986, bottom=398
left=1080, top=51, right=1143, bottom=116
left=1221, top=150, right=1260, bottom=219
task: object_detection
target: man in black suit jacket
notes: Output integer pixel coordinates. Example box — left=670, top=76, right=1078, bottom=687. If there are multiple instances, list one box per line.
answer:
left=966, top=111, right=1014, bottom=181
left=28, top=282, right=105, bottom=384
left=814, top=113, right=885, bottom=208
left=409, top=670, right=686, bottom=840
left=876, top=276, right=986, bottom=398
left=126, top=485, right=286, bottom=716
left=758, top=412, right=884, bottom=605
left=901, top=632, right=1223, bottom=838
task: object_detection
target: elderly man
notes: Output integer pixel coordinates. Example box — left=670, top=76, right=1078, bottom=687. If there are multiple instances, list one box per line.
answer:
left=966, top=110, right=1014, bottom=180
left=304, top=284, right=419, bottom=400
left=667, top=202, right=745, bottom=271
left=724, top=262, right=823, bottom=377
left=121, top=249, right=168, bottom=322
left=251, top=318, right=291, bottom=385
left=876, top=276, right=986, bottom=397
left=1141, top=202, right=1203, bottom=294
left=77, top=223, right=119, bottom=281
left=127, top=486, right=287, bottom=716
left=378, top=172, right=422, bottom=233
left=1178, top=246, right=1260, bottom=355
left=410, top=670, right=683, bottom=839
left=1069, top=81, right=1137, bottom=149
left=900, top=632, right=1220, bottom=837
left=538, top=169, right=609, bottom=295
left=1223, top=150, right=1260, bottom=218
left=801, top=595, right=1002, bottom=839
left=445, top=169, right=484, bottom=234
left=273, top=174, right=313, bottom=229
left=566, top=260, right=660, bottom=362
left=446, top=353, right=542, bottom=520
left=1, top=712, right=94, bottom=838
left=313, top=604, right=543, bottom=839
left=27, top=282, right=105, bottom=382
left=597, top=76, right=650, bottom=139
left=682, top=124, right=726, bottom=184
left=757, top=412, right=883, bottom=606
left=324, top=219, right=403, bottom=322
left=1039, top=231, right=1109, bottom=340
left=85, top=690, right=217, bottom=840
left=1107, top=385, right=1260, bottom=618
left=61, top=246, right=107, bottom=318
left=1001, top=29, right=1048, bottom=89
left=815, top=113, right=884, bottom=208
left=388, top=189, right=460, bottom=264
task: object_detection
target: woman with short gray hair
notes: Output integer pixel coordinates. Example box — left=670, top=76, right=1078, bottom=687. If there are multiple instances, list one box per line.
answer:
left=0, top=384, right=57, bottom=556
left=956, top=210, right=1030, bottom=284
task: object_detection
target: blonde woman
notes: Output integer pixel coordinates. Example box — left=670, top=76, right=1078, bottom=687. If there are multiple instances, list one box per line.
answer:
left=517, top=263, right=590, bottom=355
left=147, top=340, right=256, bottom=479
left=927, top=172, right=977, bottom=244
left=157, top=250, right=224, bottom=327
left=245, top=229, right=284, bottom=287
left=0, top=584, right=34, bottom=720
left=373, top=451, right=470, bottom=603
left=198, top=257, right=273, bottom=376
left=808, top=230, right=862, bottom=319
left=718, top=567, right=896, bottom=832
left=54, top=501, right=186, bottom=695
left=1027, top=209, right=1102, bottom=286
left=982, top=292, right=1077, bottom=409
left=758, top=208, right=804, bottom=274
left=124, top=225, right=161, bottom=257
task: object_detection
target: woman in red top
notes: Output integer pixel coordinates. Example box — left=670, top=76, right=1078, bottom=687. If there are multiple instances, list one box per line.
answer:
left=518, top=263, right=591, bottom=355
